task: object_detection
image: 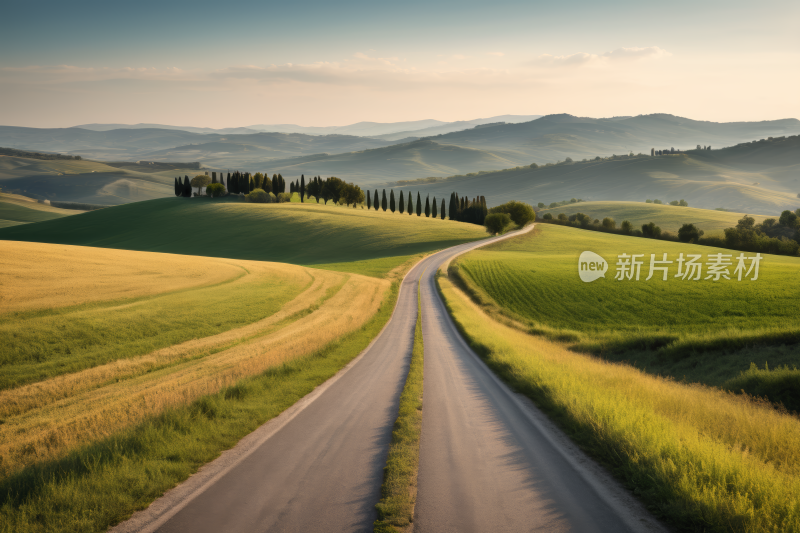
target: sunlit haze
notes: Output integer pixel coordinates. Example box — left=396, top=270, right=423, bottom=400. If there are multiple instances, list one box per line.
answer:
left=2, top=0, right=798, bottom=128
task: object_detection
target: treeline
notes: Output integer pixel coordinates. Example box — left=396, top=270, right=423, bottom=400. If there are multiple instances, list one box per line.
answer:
left=0, top=147, right=82, bottom=161
left=365, top=189, right=488, bottom=225
left=539, top=209, right=800, bottom=256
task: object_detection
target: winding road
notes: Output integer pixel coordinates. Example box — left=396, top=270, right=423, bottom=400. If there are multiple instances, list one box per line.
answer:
left=113, top=225, right=665, bottom=533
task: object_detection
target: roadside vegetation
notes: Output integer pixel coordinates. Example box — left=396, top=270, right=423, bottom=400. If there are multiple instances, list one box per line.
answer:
left=452, top=224, right=800, bottom=406
left=437, top=271, right=800, bottom=532
left=374, top=275, right=425, bottom=532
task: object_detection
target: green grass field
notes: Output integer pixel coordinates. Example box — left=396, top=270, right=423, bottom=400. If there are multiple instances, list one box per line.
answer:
left=0, top=193, right=80, bottom=228
left=538, top=201, right=773, bottom=236
left=0, top=197, right=488, bottom=277
left=454, top=224, right=800, bottom=388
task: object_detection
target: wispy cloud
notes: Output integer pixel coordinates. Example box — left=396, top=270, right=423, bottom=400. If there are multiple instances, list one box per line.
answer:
left=530, top=46, right=670, bottom=67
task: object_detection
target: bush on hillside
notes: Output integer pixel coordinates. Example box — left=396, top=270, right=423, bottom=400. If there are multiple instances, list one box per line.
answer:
left=276, top=192, right=292, bottom=203
left=206, top=183, right=226, bottom=198
left=542, top=213, right=553, bottom=220
left=601, top=217, right=615, bottom=230
left=490, top=201, right=536, bottom=227
left=678, top=223, right=704, bottom=243
left=246, top=188, right=271, bottom=203
left=484, top=213, right=511, bottom=235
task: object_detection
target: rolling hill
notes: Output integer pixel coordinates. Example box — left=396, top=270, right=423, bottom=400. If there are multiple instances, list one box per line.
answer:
left=0, top=197, right=488, bottom=277
left=0, top=154, right=196, bottom=205
left=0, top=192, right=81, bottom=228
left=536, top=201, right=772, bottom=236
left=387, top=136, right=800, bottom=214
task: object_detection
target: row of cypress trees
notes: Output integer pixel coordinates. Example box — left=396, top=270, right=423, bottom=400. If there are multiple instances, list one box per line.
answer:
left=364, top=190, right=488, bottom=225
left=174, top=176, right=192, bottom=197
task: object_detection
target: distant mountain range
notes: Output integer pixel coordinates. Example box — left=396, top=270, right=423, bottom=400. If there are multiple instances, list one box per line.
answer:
left=72, top=115, right=542, bottom=138
left=2, top=113, right=800, bottom=210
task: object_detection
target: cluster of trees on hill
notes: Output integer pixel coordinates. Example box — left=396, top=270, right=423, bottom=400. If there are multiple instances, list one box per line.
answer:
left=0, top=147, right=82, bottom=161
left=364, top=190, right=488, bottom=225
left=646, top=198, right=689, bottom=206
left=539, top=208, right=800, bottom=256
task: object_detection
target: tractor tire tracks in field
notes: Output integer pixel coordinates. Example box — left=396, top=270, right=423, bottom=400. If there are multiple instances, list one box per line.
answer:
left=113, top=225, right=666, bottom=533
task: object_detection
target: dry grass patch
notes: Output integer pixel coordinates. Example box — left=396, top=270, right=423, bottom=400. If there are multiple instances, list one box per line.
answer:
left=0, top=241, right=242, bottom=314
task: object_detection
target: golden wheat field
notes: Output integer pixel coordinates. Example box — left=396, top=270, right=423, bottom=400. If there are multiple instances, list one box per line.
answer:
left=0, top=241, right=389, bottom=476
left=0, top=241, right=246, bottom=314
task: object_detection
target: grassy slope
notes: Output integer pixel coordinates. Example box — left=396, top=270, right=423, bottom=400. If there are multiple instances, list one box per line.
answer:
left=538, top=201, right=772, bottom=236
left=454, top=224, right=800, bottom=386
left=438, top=272, right=800, bottom=533
left=0, top=197, right=488, bottom=277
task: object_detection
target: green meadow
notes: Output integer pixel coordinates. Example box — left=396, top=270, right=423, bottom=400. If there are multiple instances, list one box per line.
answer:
left=0, top=197, right=487, bottom=277
left=454, top=224, right=800, bottom=390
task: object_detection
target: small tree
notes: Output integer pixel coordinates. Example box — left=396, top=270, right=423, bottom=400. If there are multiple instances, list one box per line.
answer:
left=537, top=202, right=545, bottom=208
left=389, top=190, right=396, bottom=212
left=381, top=190, right=388, bottom=211
left=424, top=196, right=431, bottom=217
left=174, top=177, right=180, bottom=197
left=416, top=192, right=422, bottom=216
left=373, top=190, right=380, bottom=210
left=367, top=190, right=372, bottom=209
left=440, top=198, right=446, bottom=219
left=621, top=220, right=632, bottom=234
left=542, top=213, right=553, bottom=220
left=489, top=201, right=535, bottom=227
left=678, top=223, right=704, bottom=243
left=601, top=217, right=615, bottom=230
left=641, top=222, right=662, bottom=238
left=399, top=190, right=405, bottom=213
left=191, top=174, right=211, bottom=195
left=484, top=213, right=511, bottom=235
left=408, top=192, right=413, bottom=215
left=206, top=183, right=226, bottom=197
left=432, top=196, right=438, bottom=218
left=300, top=175, right=305, bottom=202
left=182, top=176, right=192, bottom=197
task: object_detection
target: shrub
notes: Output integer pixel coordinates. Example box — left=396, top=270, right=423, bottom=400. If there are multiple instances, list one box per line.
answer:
left=601, top=217, right=615, bottom=230
left=206, top=183, right=226, bottom=198
left=542, top=213, right=553, bottom=220
left=489, top=201, right=536, bottom=227
left=276, top=192, right=292, bottom=203
left=246, top=188, right=270, bottom=203
left=641, top=222, right=662, bottom=238
left=484, top=213, right=511, bottom=235
left=620, top=220, right=632, bottom=234
left=678, top=223, right=704, bottom=243
left=723, top=363, right=800, bottom=413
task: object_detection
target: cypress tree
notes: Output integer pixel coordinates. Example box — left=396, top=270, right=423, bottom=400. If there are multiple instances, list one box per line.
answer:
left=290, top=181, right=295, bottom=194
left=249, top=176, right=255, bottom=193
left=432, top=196, right=437, bottom=218
left=398, top=190, right=404, bottom=213
left=211, top=172, right=217, bottom=184
left=381, top=190, right=388, bottom=211
left=408, top=192, right=413, bottom=215
left=389, top=190, right=396, bottom=213
left=183, top=176, right=192, bottom=197
left=373, top=190, right=379, bottom=210
left=441, top=198, right=446, bottom=219
left=226, top=174, right=230, bottom=193
left=174, top=177, right=178, bottom=196
left=425, top=195, right=431, bottom=217
left=272, top=174, right=278, bottom=194
left=300, top=174, right=305, bottom=202
left=416, top=192, right=422, bottom=216
left=367, top=189, right=372, bottom=209
left=279, top=174, right=285, bottom=193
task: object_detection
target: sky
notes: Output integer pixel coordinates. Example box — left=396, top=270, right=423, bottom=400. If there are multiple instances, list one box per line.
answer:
left=1, top=0, right=798, bottom=128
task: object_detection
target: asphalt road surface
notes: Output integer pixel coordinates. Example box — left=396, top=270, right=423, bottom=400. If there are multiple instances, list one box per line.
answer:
left=114, top=225, right=664, bottom=533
